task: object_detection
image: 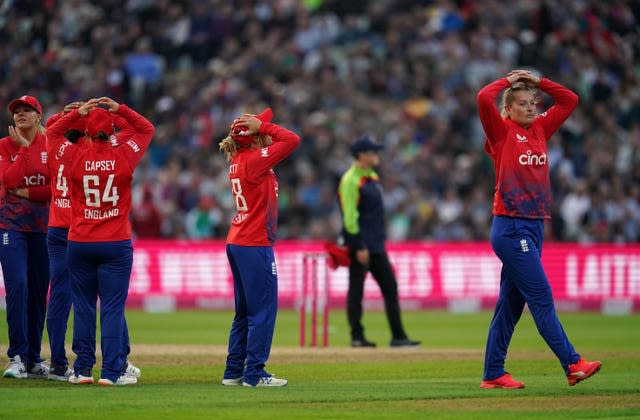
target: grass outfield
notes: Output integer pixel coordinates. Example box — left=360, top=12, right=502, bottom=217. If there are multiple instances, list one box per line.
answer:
left=0, top=309, right=639, bottom=419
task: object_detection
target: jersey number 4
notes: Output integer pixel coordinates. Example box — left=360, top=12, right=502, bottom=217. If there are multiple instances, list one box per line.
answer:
left=55, top=165, right=68, bottom=197
left=83, top=174, right=119, bottom=207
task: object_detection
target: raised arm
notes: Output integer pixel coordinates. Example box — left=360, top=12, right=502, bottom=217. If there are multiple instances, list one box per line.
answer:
left=97, top=97, right=154, bottom=168
left=477, top=78, right=510, bottom=154
left=536, top=78, right=579, bottom=139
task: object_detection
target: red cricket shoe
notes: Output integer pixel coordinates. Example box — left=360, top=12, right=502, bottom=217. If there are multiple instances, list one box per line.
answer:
left=480, top=373, right=525, bottom=389
left=567, top=358, right=602, bottom=386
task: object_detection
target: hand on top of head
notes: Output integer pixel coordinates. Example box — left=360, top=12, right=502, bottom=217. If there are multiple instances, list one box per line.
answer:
left=96, top=97, right=119, bottom=113
left=77, top=97, right=119, bottom=117
left=78, top=98, right=100, bottom=117
left=506, top=69, right=540, bottom=87
left=231, top=114, right=261, bottom=137
left=63, top=101, right=83, bottom=114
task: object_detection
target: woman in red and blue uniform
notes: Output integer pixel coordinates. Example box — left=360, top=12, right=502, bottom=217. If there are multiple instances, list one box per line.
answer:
left=47, top=97, right=153, bottom=386
left=44, top=103, right=141, bottom=382
left=478, top=69, right=601, bottom=389
left=0, top=95, right=51, bottom=379
left=218, top=108, right=299, bottom=387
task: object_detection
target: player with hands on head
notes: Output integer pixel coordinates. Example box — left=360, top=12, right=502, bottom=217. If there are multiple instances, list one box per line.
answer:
left=219, top=107, right=300, bottom=387
left=43, top=100, right=141, bottom=381
left=47, top=96, right=154, bottom=386
left=477, top=69, right=601, bottom=389
left=0, top=95, right=51, bottom=379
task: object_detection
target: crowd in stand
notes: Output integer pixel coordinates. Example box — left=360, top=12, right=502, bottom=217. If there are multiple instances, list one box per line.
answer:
left=2, top=0, right=639, bottom=242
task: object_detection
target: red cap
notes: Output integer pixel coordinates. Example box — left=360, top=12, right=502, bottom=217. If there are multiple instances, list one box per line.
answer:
left=232, top=107, right=273, bottom=146
left=69, top=116, right=87, bottom=132
left=324, top=242, right=351, bottom=270
left=9, top=95, right=43, bottom=114
left=85, top=108, right=114, bottom=138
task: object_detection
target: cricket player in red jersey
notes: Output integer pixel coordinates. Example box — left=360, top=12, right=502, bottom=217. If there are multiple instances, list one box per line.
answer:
left=44, top=102, right=141, bottom=382
left=0, top=95, right=51, bottom=379
left=478, top=69, right=601, bottom=389
left=47, top=97, right=154, bottom=386
left=218, top=108, right=300, bottom=387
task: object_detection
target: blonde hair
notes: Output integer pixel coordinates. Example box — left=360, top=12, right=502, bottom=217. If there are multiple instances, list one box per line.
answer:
left=500, top=81, right=539, bottom=118
left=219, top=133, right=272, bottom=161
left=219, top=135, right=238, bottom=161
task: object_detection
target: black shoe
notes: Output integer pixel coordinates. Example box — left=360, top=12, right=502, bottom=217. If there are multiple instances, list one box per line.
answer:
left=351, top=338, right=376, bottom=348
left=390, top=338, right=421, bottom=348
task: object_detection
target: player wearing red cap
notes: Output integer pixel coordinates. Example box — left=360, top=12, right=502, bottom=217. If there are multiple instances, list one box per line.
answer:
left=218, top=108, right=300, bottom=387
left=47, top=97, right=154, bottom=386
left=478, top=70, right=601, bottom=389
left=0, top=95, right=51, bottom=379
left=43, top=102, right=141, bottom=382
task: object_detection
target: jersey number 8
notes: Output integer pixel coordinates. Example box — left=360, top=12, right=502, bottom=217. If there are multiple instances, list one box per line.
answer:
left=231, top=178, right=248, bottom=211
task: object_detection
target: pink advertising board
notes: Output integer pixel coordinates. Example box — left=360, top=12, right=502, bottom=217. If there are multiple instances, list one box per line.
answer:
left=1, top=240, right=638, bottom=311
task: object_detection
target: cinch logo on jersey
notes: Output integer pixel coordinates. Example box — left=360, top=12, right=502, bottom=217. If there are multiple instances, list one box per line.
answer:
left=24, top=173, right=46, bottom=186
left=518, top=150, right=547, bottom=166
left=56, top=141, right=72, bottom=160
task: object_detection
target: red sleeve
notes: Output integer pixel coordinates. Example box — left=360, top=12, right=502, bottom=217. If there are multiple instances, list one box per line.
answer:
left=47, top=109, right=82, bottom=154
left=477, top=78, right=510, bottom=157
left=25, top=185, right=51, bottom=202
left=1, top=146, right=30, bottom=189
left=245, top=122, right=300, bottom=181
left=115, top=104, right=155, bottom=169
left=45, top=111, right=64, bottom=129
left=112, top=114, right=137, bottom=143
left=535, top=78, right=579, bottom=140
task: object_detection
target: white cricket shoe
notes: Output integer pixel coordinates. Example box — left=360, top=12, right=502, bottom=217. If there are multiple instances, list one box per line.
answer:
left=125, top=360, right=141, bottom=378
left=27, top=361, right=50, bottom=379
left=48, top=365, right=73, bottom=381
left=3, top=356, right=27, bottom=379
left=98, top=374, right=138, bottom=386
left=69, top=373, right=94, bottom=384
left=242, top=376, right=288, bottom=387
left=221, top=377, right=243, bottom=386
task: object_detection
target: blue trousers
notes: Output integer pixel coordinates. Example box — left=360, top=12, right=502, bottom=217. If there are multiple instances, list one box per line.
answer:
left=483, top=216, right=580, bottom=380
left=68, top=240, right=132, bottom=382
left=223, top=244, right=278, bottom=386
left=47, top=228, right=131, bottom=369
left=0, top=230, right=49, bottom=366
left=46, top=227, right=73, bottom=368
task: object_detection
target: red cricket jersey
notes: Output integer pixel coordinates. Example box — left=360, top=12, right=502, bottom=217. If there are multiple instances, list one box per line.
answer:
left=226, top=122, right=300, bottom=246
left=478, top=77, right=578, bottom=219
left=45, top=111, right=136, bottom=229
left=0, top=131, right=50, bottom=232
left=47, top=105, right=154, bottom=241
